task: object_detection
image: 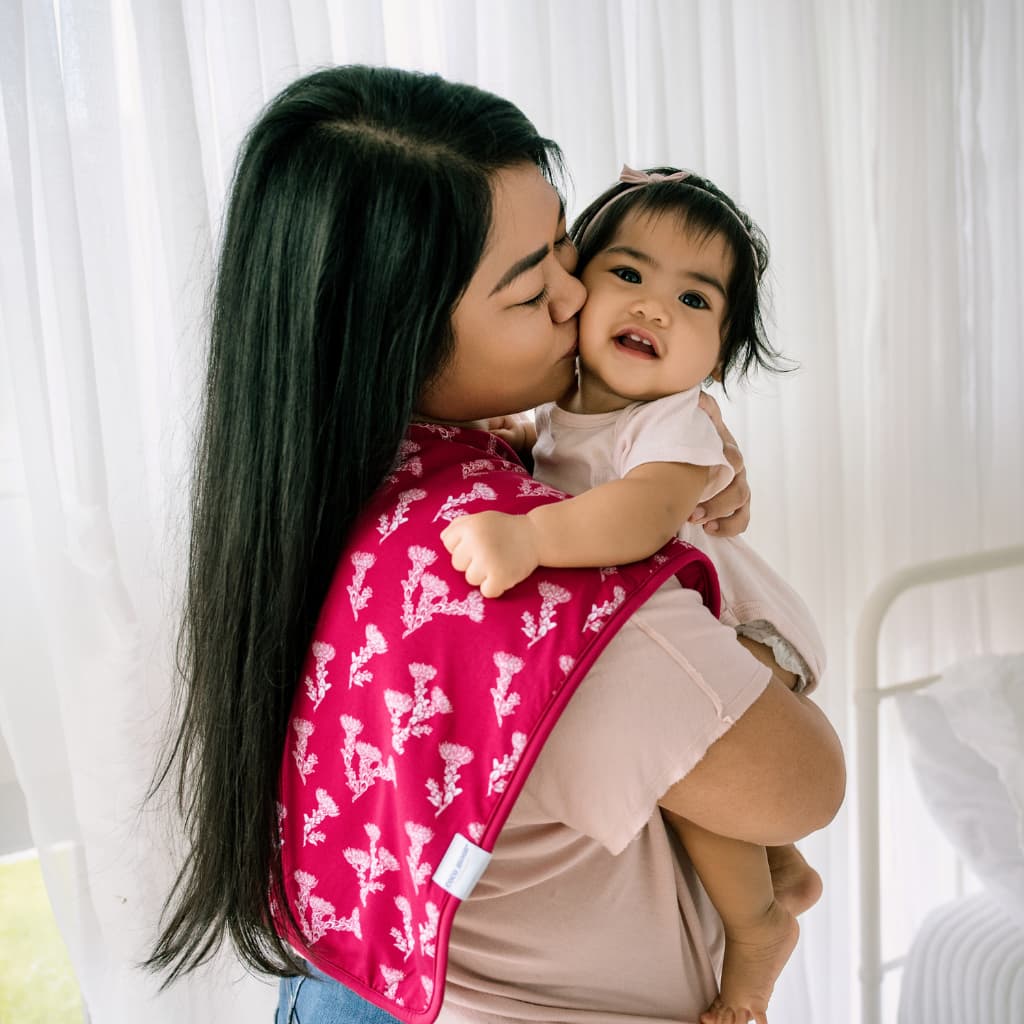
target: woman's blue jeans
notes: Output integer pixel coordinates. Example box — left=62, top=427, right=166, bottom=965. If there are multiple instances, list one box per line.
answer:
left=276, top=961, right=402, bottom=1024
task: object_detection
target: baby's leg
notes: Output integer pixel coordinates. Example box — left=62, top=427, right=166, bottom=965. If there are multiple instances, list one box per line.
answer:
left=667, top=814, right=798, bottom=1024
left=767, top=844, right=822, bottom=917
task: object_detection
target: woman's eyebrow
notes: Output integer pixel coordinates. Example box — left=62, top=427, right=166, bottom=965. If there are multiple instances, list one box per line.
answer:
left=490, top=244, right=549, bottom=296
left=489, top=198, right=567, bottom=297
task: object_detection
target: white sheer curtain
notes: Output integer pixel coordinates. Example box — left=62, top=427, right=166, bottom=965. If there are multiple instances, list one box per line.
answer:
left=1, top=1, right=1020, bottom=1022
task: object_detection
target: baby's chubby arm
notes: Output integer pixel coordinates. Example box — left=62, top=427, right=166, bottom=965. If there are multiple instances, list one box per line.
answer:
left=440, top=461, right=709, bottom=598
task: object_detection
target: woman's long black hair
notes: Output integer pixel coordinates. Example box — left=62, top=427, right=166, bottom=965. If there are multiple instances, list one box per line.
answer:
left=146, top=65, right=562, bottom=983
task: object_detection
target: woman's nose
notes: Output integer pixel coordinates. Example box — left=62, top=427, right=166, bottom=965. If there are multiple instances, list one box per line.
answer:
left=549, top=265, right=587, bottom=323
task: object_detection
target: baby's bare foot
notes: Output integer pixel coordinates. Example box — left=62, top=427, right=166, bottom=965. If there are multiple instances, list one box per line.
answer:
left=699, top=899, right=799, bottom=1024
left=767, top=844, right=822, bottom=917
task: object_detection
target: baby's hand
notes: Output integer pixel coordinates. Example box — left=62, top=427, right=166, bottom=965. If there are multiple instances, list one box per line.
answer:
left=483, top=414, right=537, bottom=455
left=440, top=511, right=540, bottom=598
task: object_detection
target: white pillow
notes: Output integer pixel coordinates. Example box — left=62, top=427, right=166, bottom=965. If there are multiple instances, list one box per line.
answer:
left=895, top=654, right=1024, bottom=923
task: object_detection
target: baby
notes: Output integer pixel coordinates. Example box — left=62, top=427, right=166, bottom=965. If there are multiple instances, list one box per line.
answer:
left=442, top=166, right=828, bottom=1024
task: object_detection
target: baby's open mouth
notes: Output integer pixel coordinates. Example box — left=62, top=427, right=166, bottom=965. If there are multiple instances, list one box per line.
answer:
left=615, top=331, right=658, bottom=357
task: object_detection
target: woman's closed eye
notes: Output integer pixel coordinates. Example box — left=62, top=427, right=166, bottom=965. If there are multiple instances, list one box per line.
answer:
left=520, top=286, right=549, bottom=308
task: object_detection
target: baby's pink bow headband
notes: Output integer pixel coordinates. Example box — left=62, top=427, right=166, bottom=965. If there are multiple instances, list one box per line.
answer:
left=578, top=163, right=751, bottom=246
left=577, top=164, right=694, bottom=245
left=617, top=165, right=692, bottom=185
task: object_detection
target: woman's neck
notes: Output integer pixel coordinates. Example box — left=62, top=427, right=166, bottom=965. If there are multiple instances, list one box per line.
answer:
left=410, top=413, right=492, bottom=431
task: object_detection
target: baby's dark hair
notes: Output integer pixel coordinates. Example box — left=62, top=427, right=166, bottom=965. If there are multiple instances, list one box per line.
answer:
left=570, top=167, right=788, bottom=385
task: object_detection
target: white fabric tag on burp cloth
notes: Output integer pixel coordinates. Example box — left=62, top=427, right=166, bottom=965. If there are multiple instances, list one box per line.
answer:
left=433, top=833, right=492, bottom=899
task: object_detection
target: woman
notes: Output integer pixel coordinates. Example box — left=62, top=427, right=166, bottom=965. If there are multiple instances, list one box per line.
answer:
left=146, top=65, right=844, bottom=1024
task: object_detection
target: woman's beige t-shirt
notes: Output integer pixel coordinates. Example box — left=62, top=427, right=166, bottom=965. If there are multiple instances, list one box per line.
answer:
left=438, top=581, right=771, bottom=1024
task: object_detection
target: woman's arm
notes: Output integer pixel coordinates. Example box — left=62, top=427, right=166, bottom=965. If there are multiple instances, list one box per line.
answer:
left=658, top=636, right=845, bottom=846
left=522, top=588, right=842, bottom=859
left=441, top=461, right=709, bottom=598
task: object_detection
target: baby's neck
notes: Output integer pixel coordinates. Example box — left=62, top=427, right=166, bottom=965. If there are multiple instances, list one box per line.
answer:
left=558, top=374, right=635, bottom=416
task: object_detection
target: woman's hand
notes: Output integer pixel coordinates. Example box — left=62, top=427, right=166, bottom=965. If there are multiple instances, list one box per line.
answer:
left=690, top=392, right=751, bottom=536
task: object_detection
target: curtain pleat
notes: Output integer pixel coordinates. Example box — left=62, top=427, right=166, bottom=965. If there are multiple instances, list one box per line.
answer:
left=1, top=2, right=1021, bottom=1022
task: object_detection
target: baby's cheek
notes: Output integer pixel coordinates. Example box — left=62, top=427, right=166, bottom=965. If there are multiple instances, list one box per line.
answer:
left=576, top=301, right=603, bottom=339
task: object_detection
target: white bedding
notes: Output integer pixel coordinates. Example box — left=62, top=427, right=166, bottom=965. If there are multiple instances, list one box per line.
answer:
left=895, top=653, right=1024, bottom=925
left=898, top=892, right=1024, bottom=1023
left=893, top=654, right=1024, bottom=1020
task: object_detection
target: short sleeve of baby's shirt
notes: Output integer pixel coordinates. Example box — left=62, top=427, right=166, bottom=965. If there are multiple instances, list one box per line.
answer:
left=618, top=390, right=734, bottom=501
left=523, top=581, right=770, bottom=855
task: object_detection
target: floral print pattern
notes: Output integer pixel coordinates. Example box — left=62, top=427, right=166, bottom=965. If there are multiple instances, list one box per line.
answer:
left=276, top=424, right=719, bottom=1021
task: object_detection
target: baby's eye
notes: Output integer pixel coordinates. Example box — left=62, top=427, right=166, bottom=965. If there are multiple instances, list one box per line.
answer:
left=680, top=292, right=709, bottom=309
left=612, top=267, right=641, bottom=284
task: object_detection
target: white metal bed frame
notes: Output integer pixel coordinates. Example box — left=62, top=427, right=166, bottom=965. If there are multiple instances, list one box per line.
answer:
left=855, top=543, right=1024, bottom=1024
